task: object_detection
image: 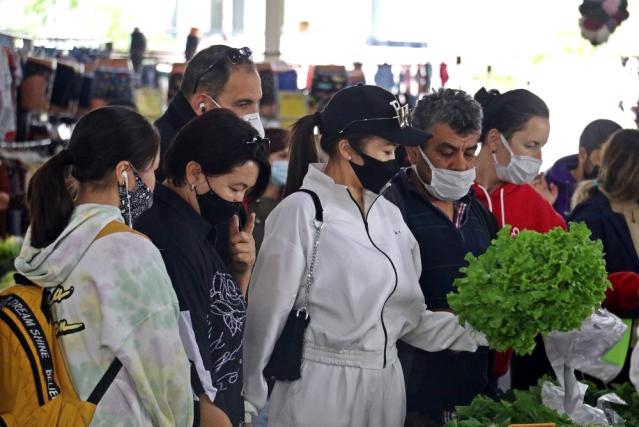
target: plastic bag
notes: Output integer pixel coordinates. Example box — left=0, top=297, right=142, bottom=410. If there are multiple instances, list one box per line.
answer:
left=541, top=309, right=628, bottom=425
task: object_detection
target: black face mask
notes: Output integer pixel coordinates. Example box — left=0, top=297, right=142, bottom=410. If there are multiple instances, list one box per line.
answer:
left=196, top=180, right=243, bottom=225
left=349, top=152, right=400, bottom=194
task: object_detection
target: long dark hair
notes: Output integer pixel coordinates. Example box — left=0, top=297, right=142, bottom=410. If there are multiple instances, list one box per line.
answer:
left=474, top=87, right=549, bottom=142
left=285, top=113, right=370, bottom=196
left=27, top=106, right=159, bottom=248
left=165, top=108, right=270, bottom=200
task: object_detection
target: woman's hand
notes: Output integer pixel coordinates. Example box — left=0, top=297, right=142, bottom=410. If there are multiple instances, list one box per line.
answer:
left=229, top=213, right=257, bottom=296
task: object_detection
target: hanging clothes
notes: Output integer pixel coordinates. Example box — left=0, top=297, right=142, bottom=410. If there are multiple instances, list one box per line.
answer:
left=425, top=62, right=433, bottom=93
left=374, top=64, right=395, bottom=91
left=440, top=62, right=449, bottom=88
left=0, top=49, right=15, bottom=142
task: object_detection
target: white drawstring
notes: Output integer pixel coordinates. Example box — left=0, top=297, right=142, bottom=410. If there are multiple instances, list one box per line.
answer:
left=476, top=184, right=507, bottom=228
left=477, top=184, right=493, bottom=213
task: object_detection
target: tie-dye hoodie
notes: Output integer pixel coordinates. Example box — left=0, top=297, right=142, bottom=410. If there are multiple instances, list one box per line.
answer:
left=15, top=204, right=193, bottom=427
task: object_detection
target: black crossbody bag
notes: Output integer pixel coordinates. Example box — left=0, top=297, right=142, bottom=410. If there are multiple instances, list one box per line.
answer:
left=263, top=189, right=324, bottom=381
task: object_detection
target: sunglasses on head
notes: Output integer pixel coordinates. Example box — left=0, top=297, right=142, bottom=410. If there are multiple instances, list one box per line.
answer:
left=244, top=136, right=271, bottom=153
left=192, top=47, right=253, bottom=95
left=337, top=104, right=411, bottom=135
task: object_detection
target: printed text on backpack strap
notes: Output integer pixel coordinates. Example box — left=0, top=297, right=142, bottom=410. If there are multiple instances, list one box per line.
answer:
left=297, top=189, right=323, bottom=222
left=87, top=357, right=122, bottom=405
left=0, top=294, right=60, bottom=404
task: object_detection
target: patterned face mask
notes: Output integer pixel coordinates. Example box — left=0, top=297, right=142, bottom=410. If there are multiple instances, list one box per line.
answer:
left=119, top=167, right=154, bottom=226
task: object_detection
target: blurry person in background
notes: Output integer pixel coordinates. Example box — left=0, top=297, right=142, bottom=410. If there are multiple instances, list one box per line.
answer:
left=570, top=129, right=639, bottom=385
left=249, top=128, right=290, bottom=253
left=534, top=119, right=621, bottom=218
left=185, top=28, right=200, bottom=61
left=129, top=27, right=146, bottom=75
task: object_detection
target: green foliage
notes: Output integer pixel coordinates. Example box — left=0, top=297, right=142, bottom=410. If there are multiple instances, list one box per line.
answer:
left=446, top=379, right=639, bottom=427
left=24, top=0, right=79, bottom=27
left=446, top=381, right=576, bottom=426
left=0, top=237, right=20, bottom=291
left=448, top=222, right=610, bottom=355
left=584, top=382, right=639, bottom=426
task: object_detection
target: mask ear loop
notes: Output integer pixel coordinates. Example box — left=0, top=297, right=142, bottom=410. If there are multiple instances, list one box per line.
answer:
left=122, top=170, right=132, bottom=227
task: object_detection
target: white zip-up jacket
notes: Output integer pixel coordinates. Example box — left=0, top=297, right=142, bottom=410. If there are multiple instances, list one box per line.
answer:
left=244, top=165, right=486, bottom=427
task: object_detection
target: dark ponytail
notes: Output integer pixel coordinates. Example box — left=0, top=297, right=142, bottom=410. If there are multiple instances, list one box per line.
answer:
left=474, top=87, right=549, bottom=142
left=27, top=150, right=76, bottom=248
left=284, top=114, right=319, bottom=196
left=27, top=106, right=159, bottom=248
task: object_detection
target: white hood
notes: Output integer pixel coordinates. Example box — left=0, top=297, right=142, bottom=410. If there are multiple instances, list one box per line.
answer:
left=15, top=204, right=123, bottom=288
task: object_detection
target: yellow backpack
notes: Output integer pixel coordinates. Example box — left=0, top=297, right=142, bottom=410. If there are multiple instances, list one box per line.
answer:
left=0, top=221, right=138, bottom=426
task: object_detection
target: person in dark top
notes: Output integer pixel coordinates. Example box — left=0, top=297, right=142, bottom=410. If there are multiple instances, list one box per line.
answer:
left=135, top=108, right=270, bottom=427
left=570, top=129, right=639, bottom=384
left=129, top=27, right=146, bottom=74
left=154, top=44, right=263, bottom=267
left=185, top=27, right=201, bottom=61
left=386, top=88, right=498, bottom=426
left=534, top=119, right=621, bottom=218
left=155, top=44, right=263, bottom=179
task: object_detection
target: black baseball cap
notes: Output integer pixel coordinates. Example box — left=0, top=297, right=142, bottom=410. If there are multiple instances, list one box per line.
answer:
left=317, top=85, right=431, bottom=146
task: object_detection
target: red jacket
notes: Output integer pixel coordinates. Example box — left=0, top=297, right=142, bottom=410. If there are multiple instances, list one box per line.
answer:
left=472, top=182, right=567, bottom=234
left=472, top=182, right=567, bottom=376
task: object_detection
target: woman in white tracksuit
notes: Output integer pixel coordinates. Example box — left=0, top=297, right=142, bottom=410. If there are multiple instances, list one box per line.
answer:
left=243, top=85, right=487, bottom=427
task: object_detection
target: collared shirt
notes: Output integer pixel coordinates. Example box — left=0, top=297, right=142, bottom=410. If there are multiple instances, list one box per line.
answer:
left=135, top=185, right=245, bottom=427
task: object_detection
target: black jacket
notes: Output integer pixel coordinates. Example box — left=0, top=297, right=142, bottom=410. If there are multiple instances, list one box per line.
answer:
left=135, top=185, right=245, bottom=426
left=155, top=91, right=196, bottom=180
left=569, top=189, right=639, bottom=316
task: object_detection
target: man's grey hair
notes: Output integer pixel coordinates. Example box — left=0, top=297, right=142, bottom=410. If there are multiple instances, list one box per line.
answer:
left=411, top=88, right=483, bottom=136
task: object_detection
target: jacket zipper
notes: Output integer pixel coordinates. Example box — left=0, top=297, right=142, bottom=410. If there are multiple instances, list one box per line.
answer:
left=346, top=188, right=399, bottom=368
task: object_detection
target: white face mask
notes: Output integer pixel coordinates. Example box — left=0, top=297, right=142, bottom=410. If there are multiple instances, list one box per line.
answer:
left=414, top=147, right=476, bottom=201
left=204, top=96, right=266, bottom=138
left=242, top=112, right=266, bottom=138
left=493, top=134, right=542, bottom=184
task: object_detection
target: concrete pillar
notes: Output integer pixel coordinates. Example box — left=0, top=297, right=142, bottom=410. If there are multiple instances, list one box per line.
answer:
left=264, top=0, right=284, bottom=62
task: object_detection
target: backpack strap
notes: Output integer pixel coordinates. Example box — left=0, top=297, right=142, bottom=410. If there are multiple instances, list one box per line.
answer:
left=87, top=357, right=122, bottom=405
left=0, top=293, right=58, bottom=405
left=297, top=189, right=323, bottom=222
left=95, top=220, right=148, bottom=241
left=81, top=220, right=134, bottom=404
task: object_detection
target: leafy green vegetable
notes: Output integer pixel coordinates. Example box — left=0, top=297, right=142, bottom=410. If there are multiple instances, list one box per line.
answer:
left=584, top=381, right=639, bottom=426
left=448, top=223, right=610, bottom=355
left=445, top=381, right=576, bottom=426
left=0, top=237, right=22, bottom=291
left=446, top=378, right=639, bottom=426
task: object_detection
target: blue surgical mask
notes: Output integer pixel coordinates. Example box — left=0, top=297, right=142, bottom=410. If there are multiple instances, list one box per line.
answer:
left=270, top=160, right=288, bottom=187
